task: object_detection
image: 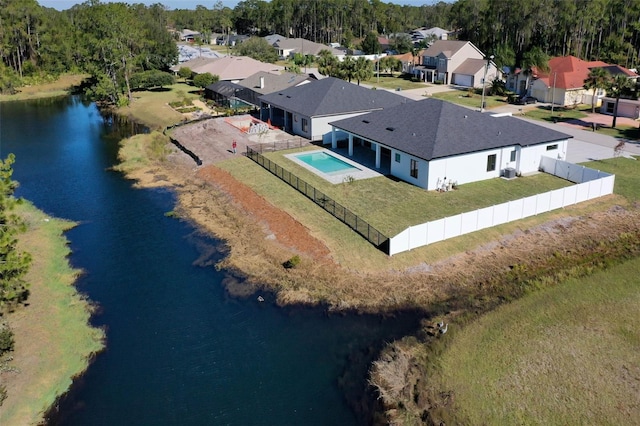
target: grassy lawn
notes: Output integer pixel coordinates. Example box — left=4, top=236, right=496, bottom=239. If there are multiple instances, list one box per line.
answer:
left=430, top=89, right=510, bottom=110
left=0, top=74, right=86, bottom=103
left=432, top=255, right=640, bottom=425
left=583, top=156, right=640, bottom=201
left=256, top=147, right=572, bottom=236
left=118, top=82, right=200, bottom=129
left=1, top=202, right=104, bottom=425
left=363, top=74, right=430, bottom=91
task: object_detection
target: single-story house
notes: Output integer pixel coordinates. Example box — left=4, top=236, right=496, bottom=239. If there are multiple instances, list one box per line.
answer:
left=271, top=37, right=343, bottom=59
left=525, top=56, right=638, bottom=107
left=215, top=34, right=249, bottom=46
left=170, top=56, right=216, bottom=73
left=189, top=56, right=284, bottom=82
left=410, top=27, right=450, bottom=44
left=205, top=71, right=314, bottom=108
left=413, top=40, right=499, bottom=88
left=178, top=29, right=201, bottom=42
left=259, top=77, right=409, bottom=140
left=328, top=98, right=572, bottom=190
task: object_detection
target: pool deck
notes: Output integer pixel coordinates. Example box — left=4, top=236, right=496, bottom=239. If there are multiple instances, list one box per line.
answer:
left=284, top=149, right=383, bottom=184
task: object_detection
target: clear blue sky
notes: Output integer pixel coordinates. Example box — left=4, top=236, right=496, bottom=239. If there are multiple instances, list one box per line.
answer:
left=38, top=0, right=437, bottom=11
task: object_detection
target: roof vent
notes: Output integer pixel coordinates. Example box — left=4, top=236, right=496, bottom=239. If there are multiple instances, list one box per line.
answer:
left=386, top=126, right=395, bottom=131
left=362, top=119, right=370, bottom=123
left=412, top=132, right=416, bottom=136
left=464, top=115, right=468, bottom=118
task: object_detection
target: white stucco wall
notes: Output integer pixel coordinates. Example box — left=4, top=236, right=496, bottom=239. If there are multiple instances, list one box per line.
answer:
left=426, top=146, right=517, bottom=190
left=390, top=141, right=566, bottom=190
left=389, top=150, right=429, bottom=188
left=519, top=140, right=568, bottom=171
left=314, top=112, right=375, bottom=142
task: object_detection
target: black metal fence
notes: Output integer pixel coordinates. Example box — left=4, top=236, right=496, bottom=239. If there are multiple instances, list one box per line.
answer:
left=246, top=147, right=389, bottom=252
left=247, top=138, right=310, bottom=153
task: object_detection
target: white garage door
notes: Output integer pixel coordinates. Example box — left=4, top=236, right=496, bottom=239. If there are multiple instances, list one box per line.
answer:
left=453, top=74, right=473, bottom=87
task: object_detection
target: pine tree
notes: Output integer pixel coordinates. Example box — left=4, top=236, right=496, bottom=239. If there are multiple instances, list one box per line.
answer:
left=0, top=154, right=31, bottom=313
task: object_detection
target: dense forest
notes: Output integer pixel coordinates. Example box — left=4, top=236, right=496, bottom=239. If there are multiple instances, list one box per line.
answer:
left=1, top=0, right=639, bottom=101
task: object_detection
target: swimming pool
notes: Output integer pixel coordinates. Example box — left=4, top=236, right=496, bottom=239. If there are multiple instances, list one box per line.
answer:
left=294, top=151, right=361, bottom=174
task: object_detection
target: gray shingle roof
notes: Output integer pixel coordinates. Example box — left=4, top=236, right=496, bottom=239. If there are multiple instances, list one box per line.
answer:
left=237, top=71, right=310, bottom=94
left=422, top=40, right=469, bottom=59
left=454, top=58, right=486, bottom=75
left=330, top=99, right=572, bottom=161
left=258, top=77, right=409, bottom=117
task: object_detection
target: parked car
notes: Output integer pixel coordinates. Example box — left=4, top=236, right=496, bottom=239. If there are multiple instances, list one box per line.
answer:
left=512, top=95, right=537, bottom=105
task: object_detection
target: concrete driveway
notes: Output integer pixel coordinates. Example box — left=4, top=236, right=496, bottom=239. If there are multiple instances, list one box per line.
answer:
left=517, top=116, right=640, bottom=163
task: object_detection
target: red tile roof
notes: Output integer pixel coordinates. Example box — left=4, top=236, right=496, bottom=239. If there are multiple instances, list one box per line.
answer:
left=533, top=56, right=637, bottom=90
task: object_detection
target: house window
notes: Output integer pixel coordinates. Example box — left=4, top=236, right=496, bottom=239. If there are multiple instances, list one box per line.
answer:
left=410, top=159, right=418, bottom=178
left=487, top=154, right=497, bottom=172
left=510, top=150, right=517, bottom=162
left=546, top=144, right=558, bottom=151
left=596, top=88, right=604, bottom=96
left=606, top=102, right=614, bottom=114
left=301, top=118, right=308, bottom=132
left=395, top=153, right=401, bottom=163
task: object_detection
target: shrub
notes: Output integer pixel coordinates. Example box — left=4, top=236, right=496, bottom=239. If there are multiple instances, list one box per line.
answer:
left=283, top=255, right=301, bottom=269
left=0, top=325, right=15, bottom=356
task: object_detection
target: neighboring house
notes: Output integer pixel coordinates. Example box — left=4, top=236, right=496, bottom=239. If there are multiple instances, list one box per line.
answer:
left=378, top=36, right=391, bottom=52
left=216, top=34, right=249, bottom=46
left=328, top=98, right=571, bottom=190
left=187, top=56, right=284, bottom=82
left=413, top=40, right=499, bottom=87
left=263, top=33, right=286, bottom=45
left=259, top=77, right=409, bottom=140
left=600, top=97, right=640, bottom=119
left=271, top=37, right=343, bottom=59
left=205, top=71, right=314, bottom=108
left=170, top=56, right=216, bottom=73
left=389, top=52, right=420, bottom=74
left=178, top=29, right=201, bottom=42
left=527, top=56, right=638, bottom=107
left=410, top=27, right=449, bottom=44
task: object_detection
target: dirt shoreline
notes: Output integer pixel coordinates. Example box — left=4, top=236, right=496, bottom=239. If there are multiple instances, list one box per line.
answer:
left=120, top=117, right=640, bottom=425
left=123, top=119, right=640, bottom=314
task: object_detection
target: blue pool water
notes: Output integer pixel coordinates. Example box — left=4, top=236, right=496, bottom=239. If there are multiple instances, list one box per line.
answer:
left=296, top=151, right=360, bottom=174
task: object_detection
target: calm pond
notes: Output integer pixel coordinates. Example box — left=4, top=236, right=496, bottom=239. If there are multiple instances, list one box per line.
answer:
left=1, top=96, right=419, bottom=425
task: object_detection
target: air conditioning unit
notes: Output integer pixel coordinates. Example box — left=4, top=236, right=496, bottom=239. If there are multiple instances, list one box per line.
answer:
left=504, top=167, right=516, bottom=179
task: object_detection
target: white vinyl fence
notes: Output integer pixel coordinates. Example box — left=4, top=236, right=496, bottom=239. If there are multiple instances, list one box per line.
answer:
left=388, top=157, right=615, bottom=256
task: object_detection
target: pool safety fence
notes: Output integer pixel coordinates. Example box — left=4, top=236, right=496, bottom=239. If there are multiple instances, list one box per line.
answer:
left=247, top=138, right=310, bottom=153
left=246, top=147, right=389, bottom=251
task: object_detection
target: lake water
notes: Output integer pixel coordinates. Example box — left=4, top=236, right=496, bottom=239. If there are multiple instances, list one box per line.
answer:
left=0, top=97, right=419, bottom=425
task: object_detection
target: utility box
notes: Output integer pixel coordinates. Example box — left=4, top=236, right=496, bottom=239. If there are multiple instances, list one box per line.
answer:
left=504, top=167, right=516, bottom=179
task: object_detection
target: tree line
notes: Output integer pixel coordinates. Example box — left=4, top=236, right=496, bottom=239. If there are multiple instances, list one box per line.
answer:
left=1, top=0, right=639, bottom=102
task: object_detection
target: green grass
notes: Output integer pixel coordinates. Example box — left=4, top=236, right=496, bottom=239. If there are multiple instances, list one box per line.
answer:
left=257, top=147, right=571, bottom=236
left=363, top=74, right=430, bottom=91
left=430, top=89, right=511, bottom=110
left=216, top=150, right=585, bottom=271
left=583, top=156, right=640, bottom=201
left=524, top=104, right=590, bottom=122
left=1, top=202, right=104, bottom=425
left=0, top=74, right=86, bottom=103
left=119, top=82, right=200, bottom=129
left=432, top=255, right=640, bottom=425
